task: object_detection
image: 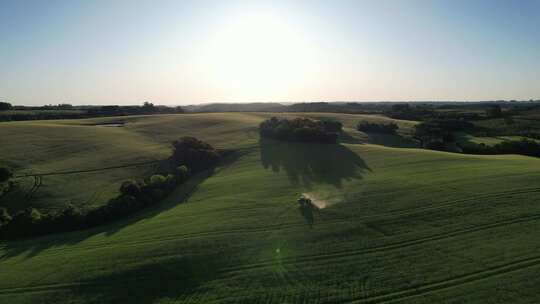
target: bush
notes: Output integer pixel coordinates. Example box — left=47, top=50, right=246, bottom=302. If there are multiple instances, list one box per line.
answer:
left=119, top=179, right=141, bottom=196
left=175, top=165, right=190, bottom=182
left=171, top=137, right=220, bottom=172
left=357, top=121, right=398, bottom=134
left=149, top=174, right=167, bottom=187
left=165, top=174, right=177, bottom=188
left=50, top=203, right=85, bottom=231
left=3, top=208, right=43, bottom=237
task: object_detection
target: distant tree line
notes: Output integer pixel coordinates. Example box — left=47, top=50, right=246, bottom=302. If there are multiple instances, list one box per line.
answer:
left=459, top=138, right=540, bottom=158
left=0, top=137, right=220, bottom=239
left=259, top=117, right=343, bottom=143
left=357, top=121, right=398, bottom=134
left=0, top=102, right=185, bottom=122
left=413, top=119, right=540, bottom=157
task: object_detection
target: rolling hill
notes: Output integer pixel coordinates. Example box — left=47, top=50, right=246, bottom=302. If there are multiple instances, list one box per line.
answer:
left=1, top=113, right=540, bottom=303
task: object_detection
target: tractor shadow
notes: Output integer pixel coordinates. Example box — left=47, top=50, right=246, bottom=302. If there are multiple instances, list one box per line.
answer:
left=259, top=138, right=371, bottom=189
left=298, top=200, right=317, bottom=228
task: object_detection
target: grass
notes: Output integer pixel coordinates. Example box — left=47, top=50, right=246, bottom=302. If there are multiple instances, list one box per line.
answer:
left=1, top=113, right=540, bottom=303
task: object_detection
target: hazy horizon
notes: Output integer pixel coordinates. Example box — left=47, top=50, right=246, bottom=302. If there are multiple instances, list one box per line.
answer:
left=1, top=0, right=539, bottom=106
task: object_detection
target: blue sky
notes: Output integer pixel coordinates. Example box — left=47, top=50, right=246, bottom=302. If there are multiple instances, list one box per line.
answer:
left=1, top=0, right=539, bottom=105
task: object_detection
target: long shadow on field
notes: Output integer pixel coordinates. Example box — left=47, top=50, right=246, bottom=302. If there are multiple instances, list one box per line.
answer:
left=0, top=150, right=249, bottom=260
left=41, top=253, right=229, bottom=304
left=260, top=138, right=371, bottom=189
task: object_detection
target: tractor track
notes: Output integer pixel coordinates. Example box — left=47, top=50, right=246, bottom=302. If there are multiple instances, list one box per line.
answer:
left=3, top=187, right=540, bottom=260
left=218, top=212, right=540, bottom=274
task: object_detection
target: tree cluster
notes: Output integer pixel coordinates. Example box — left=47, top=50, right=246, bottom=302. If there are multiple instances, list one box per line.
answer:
left=356, top=121, right=398, bottom=134
left=171, top=137, right=220, bottom=172
left=459, top=138, right=540, bottom=158
left=0, top=137, right=220, bottom=239
left=0, top=167, right=190, bottom=239
left=0, top=103, right=185, bottom=122
left=414, top=119, right=474, bottom=149
left=259, top=117, right=342, bottom=144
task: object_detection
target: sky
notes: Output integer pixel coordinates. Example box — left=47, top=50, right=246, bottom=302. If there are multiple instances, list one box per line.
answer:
left=1, top=0, right=539, bottom=105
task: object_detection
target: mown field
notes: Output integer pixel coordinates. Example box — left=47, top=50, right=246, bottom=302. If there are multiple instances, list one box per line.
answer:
left=1, top=112, right=540, bottom=303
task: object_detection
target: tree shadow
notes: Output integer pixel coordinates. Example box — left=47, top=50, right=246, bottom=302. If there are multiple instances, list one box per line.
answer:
left=40, top=252, right=229, bottom=304
left=259, top=138, right=371, bottom=189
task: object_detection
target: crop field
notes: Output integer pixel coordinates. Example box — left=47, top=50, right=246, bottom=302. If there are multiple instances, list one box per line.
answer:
left=1, top=113, right=540, bottom=303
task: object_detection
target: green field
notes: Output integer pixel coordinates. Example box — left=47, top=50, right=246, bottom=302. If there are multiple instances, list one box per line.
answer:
left=1, top=113, right=540, bottom=303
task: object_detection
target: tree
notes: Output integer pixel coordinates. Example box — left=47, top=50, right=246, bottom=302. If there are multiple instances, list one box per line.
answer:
left=259, top=117, right=341, bottom=143
left=53, top=203, right=84, bottom=230
left=171, top=137, right=220, bottom=172
left=5, top=208, right=43, bottom=237
left=142, top=101, right=156, bottom=112
left=0, top=102, right=12, bottom=111
left=175, top=165, right=190, bottom=182
left=149, top=174, right=167, bottom=187
left=119, top=180, right=141, bottom=196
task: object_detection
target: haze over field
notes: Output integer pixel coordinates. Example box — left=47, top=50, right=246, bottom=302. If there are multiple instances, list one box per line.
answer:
left=1, top=0, right=540, bottom=105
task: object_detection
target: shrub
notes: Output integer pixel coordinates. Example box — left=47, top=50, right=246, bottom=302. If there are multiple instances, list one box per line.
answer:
left=175, top=165, right=190, bottom=182
left=50, top=203, right=85, bottom=231
left=149, top=174, right=167, bottom=187
left=106, top=195, right=142, bottom=217
left=165, top=174, right=177, bottom=188
left=119, top=179, right=141, bottom=196
left=4, top=208, right=43, bottom=237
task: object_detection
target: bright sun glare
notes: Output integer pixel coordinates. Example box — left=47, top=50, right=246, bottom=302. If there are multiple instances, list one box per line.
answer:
left=197, top=8, right=322, bottom=99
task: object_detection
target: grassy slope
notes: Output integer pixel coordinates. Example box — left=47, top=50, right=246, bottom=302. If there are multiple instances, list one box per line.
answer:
left=0, top=119, right=166, bottom=211
left=1, top=113, right=540, bottom=303
left=0, top=113, right=414, bottom=212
